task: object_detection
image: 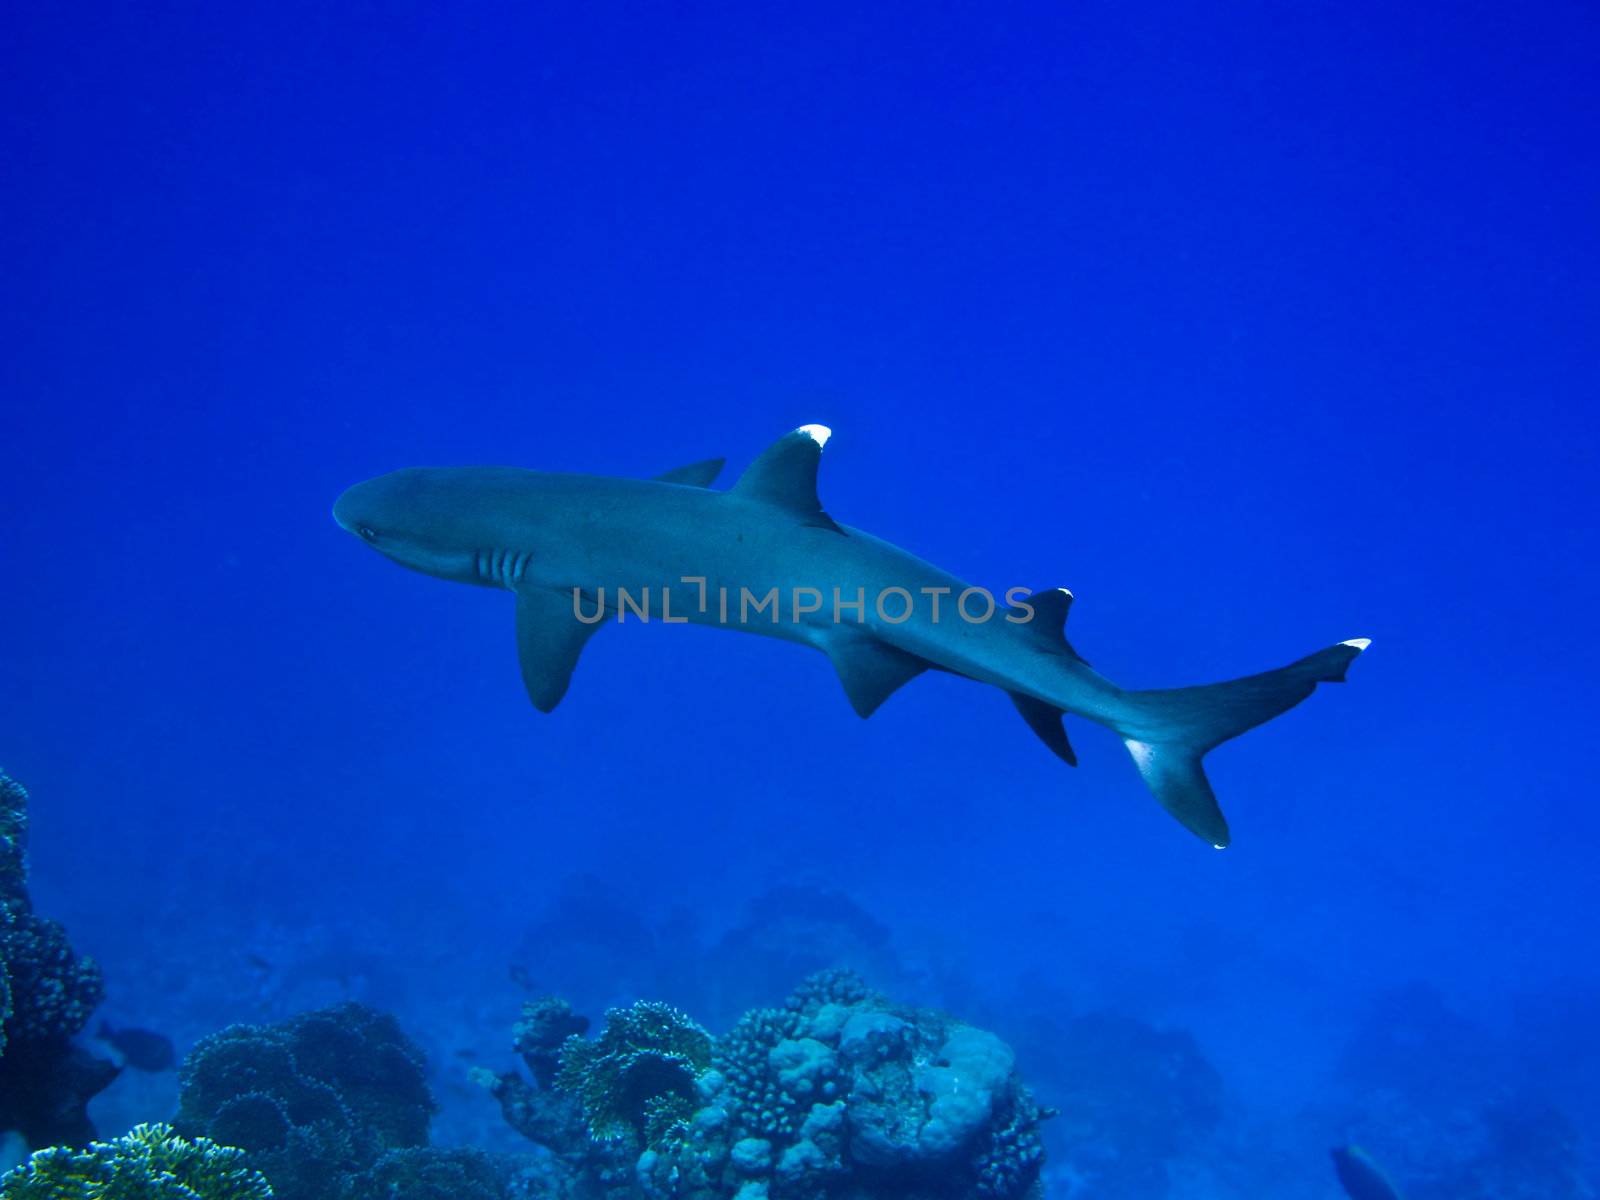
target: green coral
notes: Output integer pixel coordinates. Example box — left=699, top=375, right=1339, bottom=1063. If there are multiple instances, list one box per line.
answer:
left=555, top=1000, right=711, bottom=1146
left=0, top=1122, right=272, bottom=1199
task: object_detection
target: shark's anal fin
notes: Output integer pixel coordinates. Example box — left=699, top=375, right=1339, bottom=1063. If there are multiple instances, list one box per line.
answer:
left=515, top=587, right=604, bottom=713
left=733, top=425, right=843, bottom=533
left=1009, top=693, right=1077, bottom=766
left=824, top=632, right=928, bottom=718
left=654, top=458, right=725, bottom=487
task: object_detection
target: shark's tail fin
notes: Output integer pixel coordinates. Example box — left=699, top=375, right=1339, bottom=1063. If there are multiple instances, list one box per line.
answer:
left=1119, top=638, right=1370, bottom=847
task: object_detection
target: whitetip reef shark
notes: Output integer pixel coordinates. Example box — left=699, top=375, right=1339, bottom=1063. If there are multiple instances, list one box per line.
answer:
left=334, top=424, right=1369, bottom=847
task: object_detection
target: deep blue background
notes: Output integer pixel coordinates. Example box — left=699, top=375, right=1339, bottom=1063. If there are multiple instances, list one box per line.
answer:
left=3, top=0, right=1597, bottom=1188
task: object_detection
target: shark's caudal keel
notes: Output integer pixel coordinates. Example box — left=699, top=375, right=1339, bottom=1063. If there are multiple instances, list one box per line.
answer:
left=334, top=424, right=1370, bottom=847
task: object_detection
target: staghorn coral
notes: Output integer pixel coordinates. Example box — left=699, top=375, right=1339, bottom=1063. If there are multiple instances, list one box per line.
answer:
left=177, top=1002, right=435, bottom=1200
left=0, top=1121, right=271, bottom=1199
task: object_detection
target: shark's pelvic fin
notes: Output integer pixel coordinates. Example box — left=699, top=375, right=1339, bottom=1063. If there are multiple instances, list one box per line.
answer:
left=654, top=457, right=726, bottom=487
left=1009, top=693, right=1078, bottom=765
left=732, top=425, right=842, bottom=532
left=515, top=587, right=604, bottom=713
left=824, top=631, right=928, bottom=718
left=1121, top=638, right=1372, bottom=847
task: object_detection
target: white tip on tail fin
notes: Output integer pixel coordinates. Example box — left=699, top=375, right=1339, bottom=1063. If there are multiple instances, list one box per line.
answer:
left=1120, top=638, right=1372, bottom=846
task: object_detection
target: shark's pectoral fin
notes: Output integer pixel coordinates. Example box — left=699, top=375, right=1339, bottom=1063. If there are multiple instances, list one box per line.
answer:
left=824, top=633, right=928, bottom=718
left=1008, top=693, right=1078, bottom=766
left=733, top=425, right=844, bottom=533
left=654, top=457, right=726, bottom=487
left=515, top=587, right=604, bottom=713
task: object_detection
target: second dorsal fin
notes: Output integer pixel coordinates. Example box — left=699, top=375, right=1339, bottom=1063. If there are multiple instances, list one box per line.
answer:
left=1013, top=587, right=1090, bottom=664
left=731, top=425, right=840, bottom=530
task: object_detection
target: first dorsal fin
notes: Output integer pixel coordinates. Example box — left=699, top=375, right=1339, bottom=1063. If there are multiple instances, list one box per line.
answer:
left=654, top=457, right=725, bottom=487
left=732, top=425, right=841, bottom=531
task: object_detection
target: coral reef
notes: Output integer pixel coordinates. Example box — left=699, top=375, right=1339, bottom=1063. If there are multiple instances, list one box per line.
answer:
left=557, top=1002, right=712, bottom=1146
left=0, top=769, right=114, bottom=1148
left=0, top=1121, right=271, bottom=1199
left=515, top=997, right=591, bottom=1090
left=341, top=1146, right=514, bottom=1200
left=176, top=1002, right=437, bottom=1200
left=487, top=969, right=1047, bottom=1200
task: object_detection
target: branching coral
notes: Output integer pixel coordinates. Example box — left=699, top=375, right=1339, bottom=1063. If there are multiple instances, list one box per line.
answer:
left=556, top=1001, right=712, bottom=1146
left=0, top=1122, right=271, bottom=1200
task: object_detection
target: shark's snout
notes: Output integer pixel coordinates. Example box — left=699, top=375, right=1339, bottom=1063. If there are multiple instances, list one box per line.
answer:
left=333, top=480, right=384, bottom=543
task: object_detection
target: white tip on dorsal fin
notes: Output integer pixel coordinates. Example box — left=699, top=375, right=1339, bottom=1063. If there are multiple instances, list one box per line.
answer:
left=731, top=425, right=842, bottom=531
left=1341, top=637, right=1372, bottom=651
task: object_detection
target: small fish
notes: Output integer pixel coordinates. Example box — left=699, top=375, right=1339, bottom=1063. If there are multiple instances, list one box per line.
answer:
left=509, top=964, right=532, bottom=990
left=98, top=1021, right=176, bottom=1072
left=244, top=952, right=273, bottom=972
left=1332, top=1145, right=1404, bottom=1200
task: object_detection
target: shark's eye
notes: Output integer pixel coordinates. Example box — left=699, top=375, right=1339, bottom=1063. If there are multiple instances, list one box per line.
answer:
left=357, top=525, right=379, bottom=543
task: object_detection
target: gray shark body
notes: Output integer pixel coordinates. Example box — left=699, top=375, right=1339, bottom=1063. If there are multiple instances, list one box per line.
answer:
left=335, top=425, right=1368, bottom=847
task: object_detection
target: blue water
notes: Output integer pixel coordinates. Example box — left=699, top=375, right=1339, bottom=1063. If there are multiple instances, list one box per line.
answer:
left=3, top=3, right=1596, bottom=1196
